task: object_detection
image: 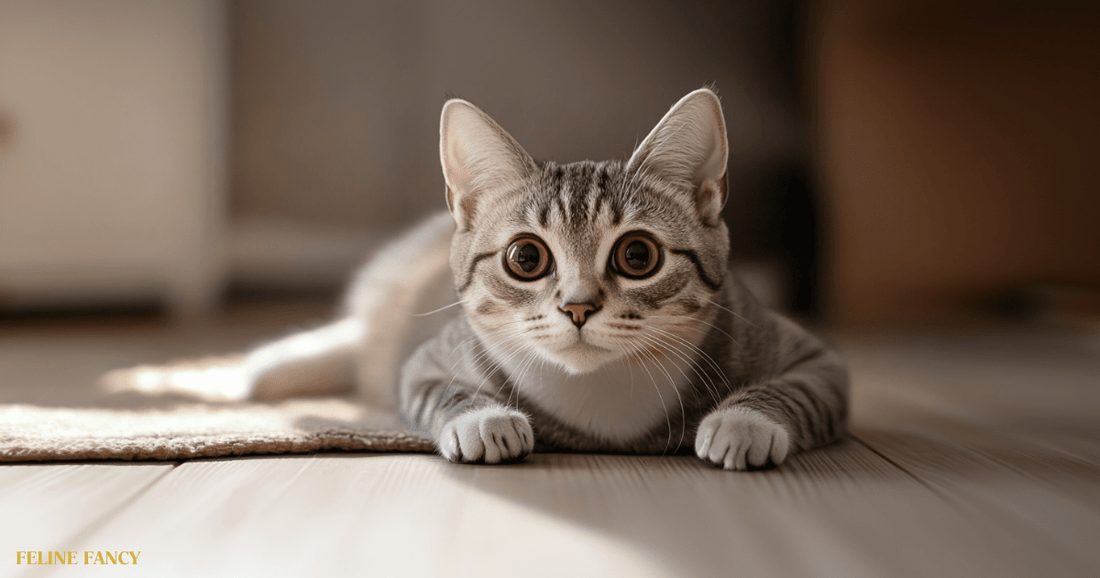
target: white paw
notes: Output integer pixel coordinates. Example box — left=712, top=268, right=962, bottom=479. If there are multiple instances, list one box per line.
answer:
left=438, top=407, right=534, bottom=464
left=695, top=407, right=789, bottom=470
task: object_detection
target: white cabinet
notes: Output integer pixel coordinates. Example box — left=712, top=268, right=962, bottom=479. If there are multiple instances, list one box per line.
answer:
left=0, top=0, right=227, bottom=316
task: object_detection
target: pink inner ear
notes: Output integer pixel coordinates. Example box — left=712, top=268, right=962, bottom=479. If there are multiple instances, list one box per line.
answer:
left=695, top=173, right=728, bottom=226
left=446, top=140, right=474, bottom=195
left=444, top=139, right=477, bottom=227
left=458, top=195, right=478, bottom=226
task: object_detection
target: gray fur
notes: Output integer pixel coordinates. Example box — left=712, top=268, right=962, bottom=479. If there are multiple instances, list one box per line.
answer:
left=399, top=89, right=849, bottom=468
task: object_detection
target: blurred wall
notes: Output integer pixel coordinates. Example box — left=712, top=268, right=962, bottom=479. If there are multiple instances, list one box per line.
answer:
left=812, top=1, right=1100, bottom=325
left=0, top=0, right=227, bottom=315
left=230, top=0, right=809, bottom=245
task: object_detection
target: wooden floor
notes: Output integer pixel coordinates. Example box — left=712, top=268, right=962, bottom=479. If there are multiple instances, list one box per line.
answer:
left=2, top=300, right=1098, bottom=577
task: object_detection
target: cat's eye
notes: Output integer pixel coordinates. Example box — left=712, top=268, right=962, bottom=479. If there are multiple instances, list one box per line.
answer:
left=504, top=236, right=552, bottom=280
left=612, top=233, right=661, bottom=278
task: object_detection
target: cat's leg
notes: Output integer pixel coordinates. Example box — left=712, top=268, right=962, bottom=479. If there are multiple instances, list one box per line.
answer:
left=437, top=406, right=534, bottom=464
left=244, top=317, right=361, bottom=400
left=695, top=347, right=848, bottom=470
left=402, top=376, right=534, bottom=464
left=399, top=328, right=534, bottom=464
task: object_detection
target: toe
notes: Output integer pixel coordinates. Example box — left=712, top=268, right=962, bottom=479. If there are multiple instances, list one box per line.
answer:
left=770, top=427, right=790, bottom=465
left=725, top=437, right=750, bottom=470
left=457, top=420, right=484, bottom=462
left=746, top=432, right=772, bottom=467
left=694, top=417, right=718, bottom=458
left=706, top=422, right=733, bottom=465
left=439, top=425, right=461, bottom=462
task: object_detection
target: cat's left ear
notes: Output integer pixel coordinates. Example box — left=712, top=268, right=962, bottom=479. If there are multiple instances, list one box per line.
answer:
left=440, top=99, right=537, bottom=230
left=627, top=88, right=728, bottom=226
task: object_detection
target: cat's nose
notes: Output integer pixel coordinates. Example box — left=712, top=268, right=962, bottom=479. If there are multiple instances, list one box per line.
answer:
left=560, top=302, right=600, bottom=327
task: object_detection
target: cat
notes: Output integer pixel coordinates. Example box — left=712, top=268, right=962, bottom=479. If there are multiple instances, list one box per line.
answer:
left=242, top=88, right=849, bottom=470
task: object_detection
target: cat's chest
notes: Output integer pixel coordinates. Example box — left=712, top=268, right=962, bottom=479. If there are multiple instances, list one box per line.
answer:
left=503, top=354, right=697, bottom=443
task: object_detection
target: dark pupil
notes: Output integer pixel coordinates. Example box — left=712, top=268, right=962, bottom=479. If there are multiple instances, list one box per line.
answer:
left=625, top=241, right=650, bottom=271
left=514, top=243, right=541, bottom=273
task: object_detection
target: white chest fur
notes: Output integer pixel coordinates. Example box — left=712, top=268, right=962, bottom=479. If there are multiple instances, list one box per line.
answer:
left=501, top=351, right=698, bottom=443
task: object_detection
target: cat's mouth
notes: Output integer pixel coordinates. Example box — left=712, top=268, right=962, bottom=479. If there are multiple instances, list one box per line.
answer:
left=563, top=328, right=613, bottom=350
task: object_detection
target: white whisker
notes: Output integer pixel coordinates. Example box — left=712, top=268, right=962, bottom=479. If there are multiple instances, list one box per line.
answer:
left=647, top=325, right=733, bottom=393
left=640, top=327, right=721, bottom=402
left=622, top=340, right=671, bottom=453
left=633, top=333, right=689, bottom=451
left=438, top=324, right=529, bottom=402
left=648, top=313, right=739, bottom=346
left=410, top=299, right=467, bottom=317
left=705, top=298, right=759, bottom=329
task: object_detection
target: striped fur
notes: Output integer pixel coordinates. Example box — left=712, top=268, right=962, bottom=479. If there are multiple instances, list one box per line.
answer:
left=243, top=89, right=848, bottom=470
left=399, top=89, right=849, bottom=469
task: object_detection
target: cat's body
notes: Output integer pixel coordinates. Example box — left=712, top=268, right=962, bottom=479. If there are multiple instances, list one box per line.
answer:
left=245, top=89, right=849, bottom=470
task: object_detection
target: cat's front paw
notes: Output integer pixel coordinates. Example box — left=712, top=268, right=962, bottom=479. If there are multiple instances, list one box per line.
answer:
left=438, top=407, right=534, bottom=464
left=695, top=406, right=789, bottom=470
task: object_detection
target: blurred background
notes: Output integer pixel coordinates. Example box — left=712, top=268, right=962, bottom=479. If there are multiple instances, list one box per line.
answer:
left=0, top=0, right=1097, bottom=328
left=3, top=6, right=1098, bottom=570
left=3, top=5, right=1098, bottom=571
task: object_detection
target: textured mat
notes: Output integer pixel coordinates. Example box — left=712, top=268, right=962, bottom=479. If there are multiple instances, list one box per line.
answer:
left=0, top=357, right=433, bottom=462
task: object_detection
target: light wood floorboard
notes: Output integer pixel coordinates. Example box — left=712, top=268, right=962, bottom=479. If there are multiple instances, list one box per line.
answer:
left=3, top=306, right=1098, bottom=577
left=1, top=463, right=175, bottom=575
left=63, top=442, right=1083, bottom=578
left=840, top=327, right=1100, bottom=577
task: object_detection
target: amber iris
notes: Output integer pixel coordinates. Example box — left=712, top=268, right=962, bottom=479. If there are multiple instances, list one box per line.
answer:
left=612, top=233, right=660, bottom=278
left=505, top=236, right=552, bottom=280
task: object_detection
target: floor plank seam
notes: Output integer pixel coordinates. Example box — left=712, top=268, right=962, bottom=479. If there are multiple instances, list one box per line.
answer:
left=849, top=434, right=957, bottom=504
left=56, top=465, right=178, bottom=553
left=856, top=437, right=1100, bottom=571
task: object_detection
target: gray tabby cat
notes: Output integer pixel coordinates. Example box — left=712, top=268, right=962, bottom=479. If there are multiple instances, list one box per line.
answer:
left=244, top=88, right=849, bottom=470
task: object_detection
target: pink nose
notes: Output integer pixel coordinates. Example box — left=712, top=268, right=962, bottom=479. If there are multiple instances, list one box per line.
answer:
left=560, top=302, right=599, bottom=327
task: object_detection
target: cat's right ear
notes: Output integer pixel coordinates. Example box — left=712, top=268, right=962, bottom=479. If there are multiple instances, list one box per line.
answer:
left=440, top=100, right=536, bottom=230
left=627, top=88, right=729, bottom=227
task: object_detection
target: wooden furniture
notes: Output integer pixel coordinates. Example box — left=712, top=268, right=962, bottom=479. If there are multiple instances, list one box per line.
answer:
left=813, top=1, right=1100, bottom=325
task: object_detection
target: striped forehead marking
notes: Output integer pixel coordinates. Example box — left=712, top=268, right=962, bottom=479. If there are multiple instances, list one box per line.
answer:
left=532, top=161, right=624, bottom=228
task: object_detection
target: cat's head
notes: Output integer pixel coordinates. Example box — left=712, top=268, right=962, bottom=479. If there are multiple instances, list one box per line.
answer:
left=440, top=89, right=730, bottom=374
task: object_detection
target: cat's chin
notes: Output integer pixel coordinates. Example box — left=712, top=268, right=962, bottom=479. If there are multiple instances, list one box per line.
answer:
left=545, top=343, right=619, bottom=375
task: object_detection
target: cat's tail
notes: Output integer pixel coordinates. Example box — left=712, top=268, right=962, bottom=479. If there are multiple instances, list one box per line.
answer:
left=244, top=212, right=457, bottom=407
